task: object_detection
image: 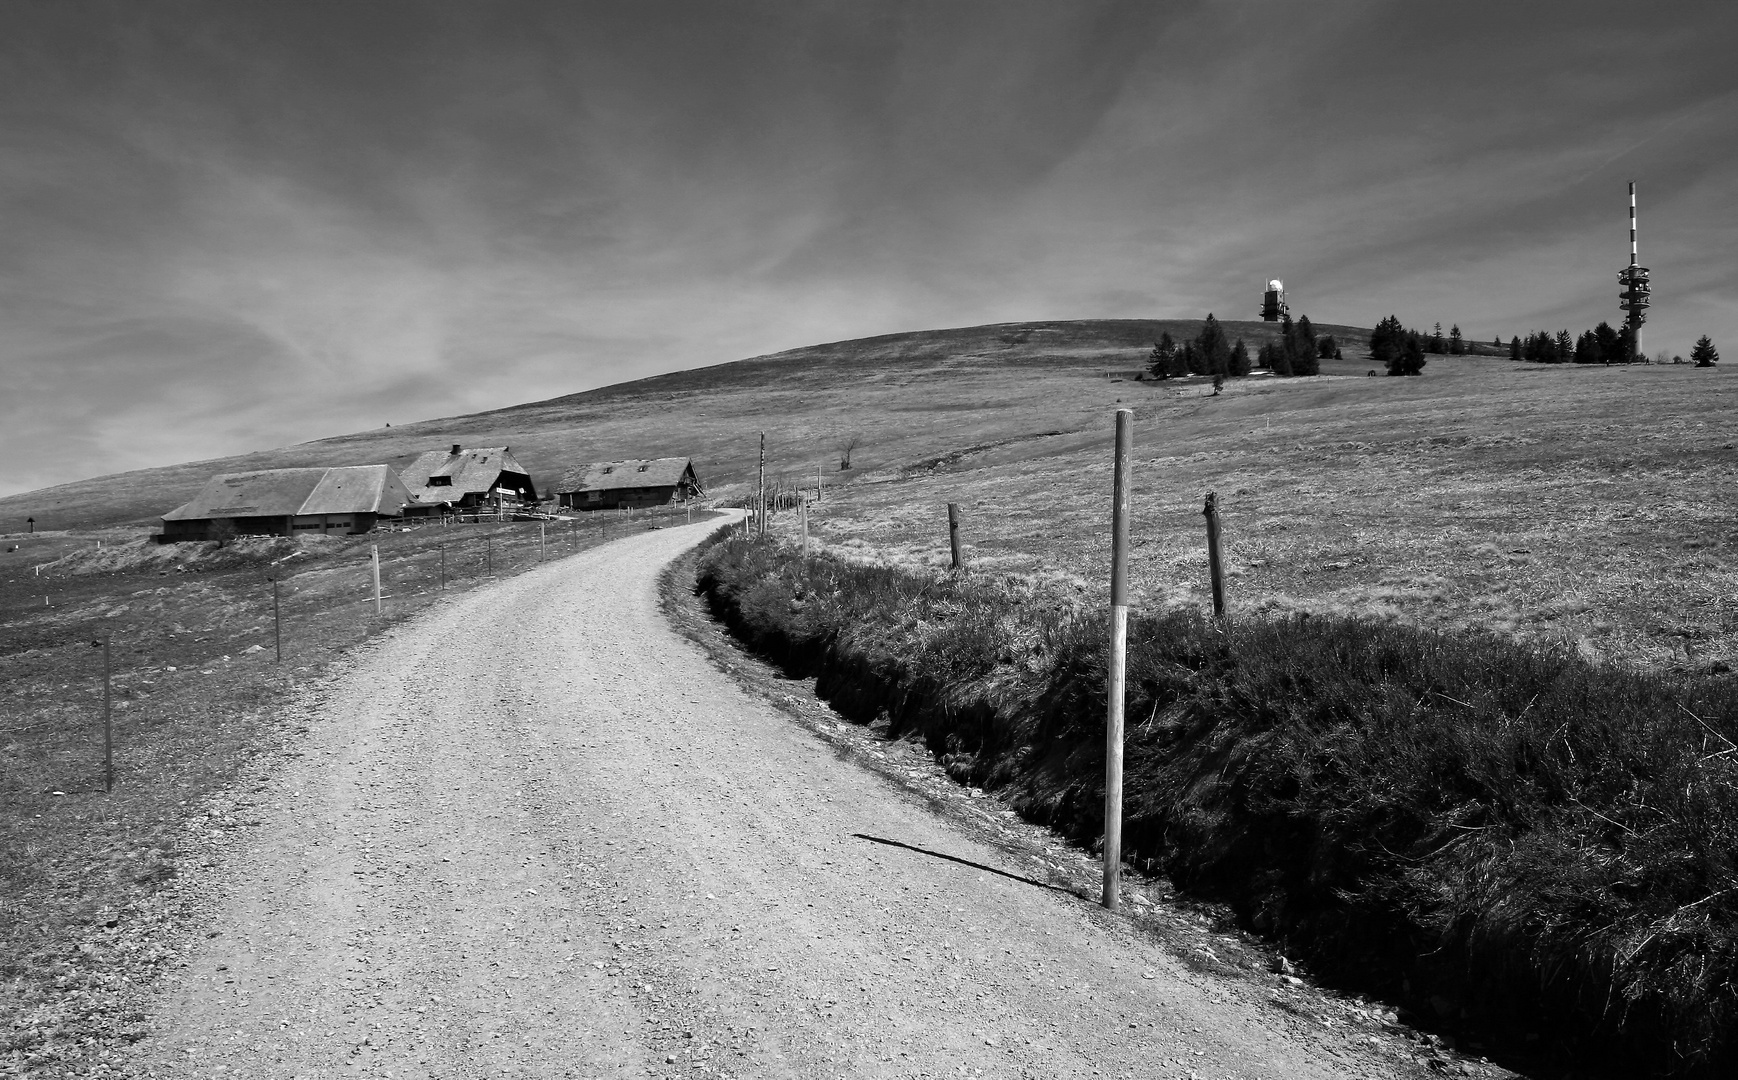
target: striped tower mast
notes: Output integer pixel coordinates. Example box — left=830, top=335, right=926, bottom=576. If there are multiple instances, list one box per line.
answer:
left=1619, top=181, right=1651, bottom=362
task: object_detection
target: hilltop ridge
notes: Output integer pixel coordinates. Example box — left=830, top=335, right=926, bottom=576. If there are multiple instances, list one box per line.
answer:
left=2, top=318, right=1376, bottom=530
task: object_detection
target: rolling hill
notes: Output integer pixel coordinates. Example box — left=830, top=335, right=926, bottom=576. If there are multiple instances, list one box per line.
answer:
left=2, top=318, right=1372, bottom=530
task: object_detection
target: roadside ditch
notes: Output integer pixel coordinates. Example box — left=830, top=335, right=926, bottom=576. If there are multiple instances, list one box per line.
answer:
left=684, top=531, right=1738, bottom=1080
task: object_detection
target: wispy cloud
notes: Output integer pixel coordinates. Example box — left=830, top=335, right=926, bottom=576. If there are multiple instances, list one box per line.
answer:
left=2, top=0, right=1735, bottom=496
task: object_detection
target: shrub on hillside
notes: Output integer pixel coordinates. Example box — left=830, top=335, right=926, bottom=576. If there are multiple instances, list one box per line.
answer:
left=698, top=536, right=1738, bottom=1078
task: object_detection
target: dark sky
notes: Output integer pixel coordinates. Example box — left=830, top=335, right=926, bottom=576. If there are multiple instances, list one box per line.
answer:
left=4, top=0, right=1736, bottom=496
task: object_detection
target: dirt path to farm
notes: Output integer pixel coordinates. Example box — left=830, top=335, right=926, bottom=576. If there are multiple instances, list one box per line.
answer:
left=125, top=513, right=1434, bottom=1080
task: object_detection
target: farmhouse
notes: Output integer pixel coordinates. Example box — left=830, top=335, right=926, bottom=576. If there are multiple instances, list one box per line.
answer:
left=555, top=457, right=704, bottom=510
left=400, top=445, right=537, bottom=514
left=160, top=465, right=414, bottom=541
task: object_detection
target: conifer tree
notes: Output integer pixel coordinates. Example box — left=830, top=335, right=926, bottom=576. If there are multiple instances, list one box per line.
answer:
left=1229, top=338, right=1252, bottom=377
left=1449, top=324, right=1463, bottom=355
left=1692, top=336, right=1720, bottom=367
left=1170, top=340, right=1191, bottom=378
left=1510, top=336, right=1521, bottom=361
left=1432, top=322, right=1446, bottom=354
left=1290, top=315, right=1320, bottom=376
left=1148, top=332, right=1176, bottom=379
left=1195, top=314, right=1231, bottom=378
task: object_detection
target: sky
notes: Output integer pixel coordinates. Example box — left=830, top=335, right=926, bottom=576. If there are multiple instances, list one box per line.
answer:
left=4, top=0, right=1736, bottom=497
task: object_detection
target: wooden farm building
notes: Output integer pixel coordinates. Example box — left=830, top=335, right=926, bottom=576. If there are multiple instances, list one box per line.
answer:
left=400, top=445, right=537, bottom=515
left=160, top=465, right=414, bottom=541
left=555, top=458, right=704, bottom=510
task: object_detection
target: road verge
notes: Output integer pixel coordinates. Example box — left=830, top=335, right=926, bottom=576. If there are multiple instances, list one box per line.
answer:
left=693, top=532, right=1738, bottom=1080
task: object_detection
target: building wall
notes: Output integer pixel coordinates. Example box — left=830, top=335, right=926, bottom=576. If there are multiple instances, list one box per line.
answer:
left=561, top=485, right=683, bottom=510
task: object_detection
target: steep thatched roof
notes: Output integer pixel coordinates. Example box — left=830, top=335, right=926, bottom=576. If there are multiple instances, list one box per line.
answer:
left=555, top=457, right=699, bottom=494
left=401, top=446, right=535, bottom=503
left=162, top=466, right=412, bottom=521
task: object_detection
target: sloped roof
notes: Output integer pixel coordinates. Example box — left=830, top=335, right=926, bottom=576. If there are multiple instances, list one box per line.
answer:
left=302, top=465, right=414, bottom=515
left=400, top=446, right=534, bottom=503
left=162, top=466, right=411, bottom=521
left=556, top=457, right=697, bottom=494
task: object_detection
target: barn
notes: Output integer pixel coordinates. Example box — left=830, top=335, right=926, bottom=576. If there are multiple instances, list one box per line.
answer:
left=554, top=457, right=704, bottom=511
left=160, top=465, right=414, bottom=541
left=400, top=445, right=538, bottom=515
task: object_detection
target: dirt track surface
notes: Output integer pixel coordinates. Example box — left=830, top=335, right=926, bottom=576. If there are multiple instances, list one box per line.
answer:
left=127, top=514, right=1423, bottom=1079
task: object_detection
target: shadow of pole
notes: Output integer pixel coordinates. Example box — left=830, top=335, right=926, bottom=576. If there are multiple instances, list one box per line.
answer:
left=851, top=833, right=1077, bottom=895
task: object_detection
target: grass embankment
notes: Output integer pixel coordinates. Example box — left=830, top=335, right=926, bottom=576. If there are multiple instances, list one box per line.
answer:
left=0, top=508, right=697, bottom=1074
left=698, top=535, right=1738, bottom=1079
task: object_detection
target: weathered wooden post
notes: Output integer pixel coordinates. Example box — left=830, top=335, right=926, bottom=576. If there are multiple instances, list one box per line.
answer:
left=272, top=579, right=282, bottom=662
left=486, top=534, right=493, bottom=575
left=817, top=463, right=823, bottom=503
left=1203, top=492, right=1228, bottom=628
left=1104, top=408, right=1133, bottom=910
left=371, top=544, right=382, bottom=616
left=947, top=503, right=964, bottom=571
left=800, top=498, right=810, bottom=557
left=102, top=631, right=113, bottom=793
left=758, top=433, right=767, bottom=537
left=540, top=521, right=547, bottom=562
left=439, top=545, right=446, bottom=590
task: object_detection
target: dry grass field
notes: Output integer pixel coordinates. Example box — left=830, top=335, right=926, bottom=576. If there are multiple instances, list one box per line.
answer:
left=5, top=316, right=1727, bottom=675
left=788, top=356, right=1737, bottom=677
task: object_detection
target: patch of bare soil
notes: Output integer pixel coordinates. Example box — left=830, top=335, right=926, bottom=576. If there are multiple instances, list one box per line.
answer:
left=114, top=514, right=1499, bottom=1079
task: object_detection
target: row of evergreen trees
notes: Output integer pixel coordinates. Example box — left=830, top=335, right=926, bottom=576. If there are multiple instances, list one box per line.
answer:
left=1508, top=321, right=1634, bottom=365
left=1147, top=314, right=1335, bottom=381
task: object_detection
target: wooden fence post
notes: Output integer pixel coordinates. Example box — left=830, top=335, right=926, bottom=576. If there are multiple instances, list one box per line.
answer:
left=486, top=534, right=492, bottom=575
left=947, top=503, right=964, bottom=571
left=758, top=433, right=767, bottom=537
left=272, top=579, right=282, bottom=662
left=371, top=544, right=382, bottom=616
left=540, top=521, right=547, bottom=562
left=102, top=631, right=113, bottom=793
left=800, top=499, right=810, bottom=557
left=1203, top=492, right=1228, bottom=628
left=439, top=545, right=446, bottom=591
left=1104, top=408, right=1133, bottom=910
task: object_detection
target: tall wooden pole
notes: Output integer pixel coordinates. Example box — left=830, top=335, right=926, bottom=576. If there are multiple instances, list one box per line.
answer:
left=758, top=433, right=767, bottom=537
left=486, top=534, right=492, bottom=575
left=800, top=498, right=810, bottom=557
left=540, top=521, right=547, bottom=562
left=102, top=632, right=113, bottom=793
left=1203, top=492, right=1228, bottom=627
left=1104, top=408, right=1133, bottom=910
left=272, top=579, right=282, bottom=662
left=439, top=545, right=445, bottom=590
left=947, top=503, right=964, bottom=571
left=371, top=545, right=382, bottom=616
left=817, top=462, right=823, bottom=503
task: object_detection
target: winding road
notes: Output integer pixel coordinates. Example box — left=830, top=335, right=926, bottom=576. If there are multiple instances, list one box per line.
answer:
left=128, top=513, right=1424, bottom=1079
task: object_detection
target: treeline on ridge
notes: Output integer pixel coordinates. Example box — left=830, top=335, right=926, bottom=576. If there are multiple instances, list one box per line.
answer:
left=1146, top=313, right=1333, bottom=382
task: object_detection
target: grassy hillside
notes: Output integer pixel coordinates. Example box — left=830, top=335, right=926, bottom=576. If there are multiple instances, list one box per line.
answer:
left=0, top=319, right=1370, bottom=530
left=4, top=315, right=1728, bottom=674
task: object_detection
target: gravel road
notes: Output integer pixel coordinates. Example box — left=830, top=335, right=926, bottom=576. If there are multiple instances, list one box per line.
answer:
left=126, top=513, right=1425, bottom=1079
